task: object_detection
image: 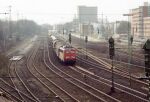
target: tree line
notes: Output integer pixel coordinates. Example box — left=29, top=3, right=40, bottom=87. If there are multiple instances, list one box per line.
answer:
left=0, top=19, right=52, bottom=77
left=0, top=19, right=52, bottom=38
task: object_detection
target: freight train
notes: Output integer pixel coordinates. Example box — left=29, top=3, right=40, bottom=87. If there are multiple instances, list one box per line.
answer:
left=51, top=35, right=76, bottom=64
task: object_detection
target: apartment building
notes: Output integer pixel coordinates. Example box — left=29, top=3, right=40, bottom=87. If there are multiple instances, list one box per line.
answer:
left=144, top=17, right=150, bottom=37
left=131, top=2, right=150, bottom=38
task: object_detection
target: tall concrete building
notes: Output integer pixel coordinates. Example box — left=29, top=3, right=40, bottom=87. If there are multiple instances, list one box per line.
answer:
left=144, top=17, right=150, bottom=37
left=131, top=2, right=150, bottom=38
left=78, top=6, right=98, bottom=23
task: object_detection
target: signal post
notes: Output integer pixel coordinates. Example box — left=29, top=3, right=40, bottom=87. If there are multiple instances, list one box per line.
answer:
left=108, top=37, right=115, bottom=93
left=85, top=36, right=88, bottom=59
left=139, top=39, right=150, bottom=101
left=69, top=33, right=71, bottom=44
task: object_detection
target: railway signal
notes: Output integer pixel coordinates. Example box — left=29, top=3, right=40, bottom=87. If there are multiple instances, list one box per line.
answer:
left=143, top=39, right=150, bottom=77
left=108, top=37, right=115, bottom=94
left=97, top=29, right=100, bottom=34
left=69, top=33, right=71, bottom=44
left=128, top=35, right=133, bottom=86
left=138, top=39, right=150, bottom=101
left=85, top=36, right=88, bottom=43
left=130, top=36, right=133, bottom=45
left=85, top=36, right=88, bottom=59
left=63, top=28, right=64, bottom=35
left=109, top=37, right=115, bottom=59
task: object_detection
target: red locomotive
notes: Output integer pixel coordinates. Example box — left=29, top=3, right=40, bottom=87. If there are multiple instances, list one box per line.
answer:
left=51, top=35, right=76, bottom=64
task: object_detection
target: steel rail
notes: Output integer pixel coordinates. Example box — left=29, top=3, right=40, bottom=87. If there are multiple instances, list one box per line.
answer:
left=14, top=60, right=41, bottom=102
left=46, top=40, right=120, bottom=102
left=8, top=61, right=25, bottom=101
left=77, top=48, right=145, bottom=70
left=0, top=78, right=25, bottom=102
left=30, top=41, right=77, bottom=102
left=34, top=41, right=80, bottom=102
left=25, top=41, right=42, bottom=102
left=79, top=49, right=147, bottom=85
left=70, top=65, right=148, bottom=102
left=0, top=84, right=21, bottom=102
left=77, top=56, right=147, bottom=95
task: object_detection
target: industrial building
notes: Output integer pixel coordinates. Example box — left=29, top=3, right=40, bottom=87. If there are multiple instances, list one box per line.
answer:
left=77, top=6, right=98, bottom=36
left=78, top=6, right=98, bottom=23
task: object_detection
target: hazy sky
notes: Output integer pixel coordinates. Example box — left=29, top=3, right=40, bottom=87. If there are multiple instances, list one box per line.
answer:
left=0, top=0, right=149, bottom=24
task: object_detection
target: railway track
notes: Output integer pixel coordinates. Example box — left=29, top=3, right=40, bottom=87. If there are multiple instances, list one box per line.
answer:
left=0, top=78, right=22, bottom=102
left=0, top=35, right=42, bottom=101
left=23, top=38, right=82, bottom=101
left=71, top=65, right=148, bottom=102
left=5, top=37, right=49, bottom=102
left=8, top=60, right=37, bottom=102
left=116, top=49, right=144, bottom=58
left=72, top=62, right=148, bottom=101
left=78, top=48, right=147, bottom=83
left=9, top=61, right=25, bottom=101
left=60, top=37, right=148, bottom=101
left=116, top=50, right=145, bottom=63
left=47, top=45, right=148, bottom=102
left=78, top=48, right=145, bottom=75
left=0, top=60, right=38, bottom=102
left=58, top=35, right=148, bottom=101
left=46, top=40, right=109, bottom=101
left=75, top=51, right=148, bottom=101
left=14, top=60, right=41, bottom=102
left=78, top=48, right=148, bottom=84
left=25, top=39, right=58, bottom=102
left=46, top=39, right=121, bottom=102
left=31, top=40, right=74, bottom=102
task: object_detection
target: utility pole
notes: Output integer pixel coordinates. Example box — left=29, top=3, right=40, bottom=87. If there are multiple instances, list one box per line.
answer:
left=123, top=13, right=133, bottom=86
left=9, top=5, right=12, bottom=39
left=102, top=12, right=103, bottom=26
left=101, top=12, right=104, bottom=38
left=0, top=12, right=9, bottom=52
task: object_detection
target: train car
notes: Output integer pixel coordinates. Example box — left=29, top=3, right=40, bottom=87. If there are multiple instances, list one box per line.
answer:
left=52, top=36, right=76, bottom=64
